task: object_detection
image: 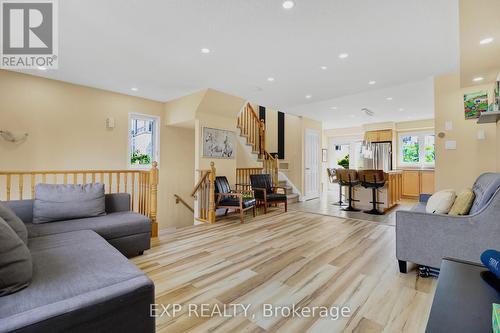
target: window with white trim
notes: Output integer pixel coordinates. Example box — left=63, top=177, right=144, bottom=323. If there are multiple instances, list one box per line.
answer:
left=398, top=131, right=435, bottom=167
left=128, top=113, right=159, bottom=169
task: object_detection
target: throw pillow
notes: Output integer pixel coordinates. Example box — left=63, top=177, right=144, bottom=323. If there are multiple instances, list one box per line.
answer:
left=0, top=217, right=32, bottom=296
left=0, top=201, right=28, bottom=244
left=449, top=188, right=475, bottom=216
left=33, top=183, right=106, bottom=224
left=425, top=189, right=456, bottom=214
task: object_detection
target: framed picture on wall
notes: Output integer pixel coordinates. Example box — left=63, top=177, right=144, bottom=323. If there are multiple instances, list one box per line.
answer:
left=202, top=127, right=235, bottom=159
left=463, top=91, right=488, bottom=119
left=322, top=148, right=328, bottom=162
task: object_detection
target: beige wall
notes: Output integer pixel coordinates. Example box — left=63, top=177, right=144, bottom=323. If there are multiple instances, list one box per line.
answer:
left=434, top=74, right=498, bottom=190
left=162, top=126, right=196, bottom=228
left=164, top=90, right=206, bottom=126
left=0, top=70, right=194, bottom=230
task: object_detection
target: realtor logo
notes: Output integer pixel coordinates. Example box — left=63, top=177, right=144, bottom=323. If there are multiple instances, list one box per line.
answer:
left=1, top=0, right=58, bottom=69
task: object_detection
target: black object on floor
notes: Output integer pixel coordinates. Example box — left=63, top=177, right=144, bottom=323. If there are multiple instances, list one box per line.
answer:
left=418, top=266, right=440, bottom=278
left=425, top=258, right=500, bottom=333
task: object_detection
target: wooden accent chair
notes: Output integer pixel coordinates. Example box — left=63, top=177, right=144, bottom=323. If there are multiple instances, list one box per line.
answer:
left=249, top=174, right=288, bottom=213
left=214, top=176, right=256, bottom=223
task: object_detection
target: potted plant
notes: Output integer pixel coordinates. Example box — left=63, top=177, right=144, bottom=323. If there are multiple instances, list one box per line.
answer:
left=337, top=154, right=349, bottom=169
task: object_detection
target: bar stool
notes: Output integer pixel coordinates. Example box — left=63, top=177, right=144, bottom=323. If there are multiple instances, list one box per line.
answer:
left=327, top=168, right=346, bottom=206
left=358, top=170, right=387, bottom=215
left=336, top=169, right=360, bottom=212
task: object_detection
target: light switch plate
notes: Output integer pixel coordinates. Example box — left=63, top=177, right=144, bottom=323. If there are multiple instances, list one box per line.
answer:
left=445, top=121, right=453, bottom=131
left=445, top=140, right=456, bottom=150
left=477, top=130, right=486, bottom=140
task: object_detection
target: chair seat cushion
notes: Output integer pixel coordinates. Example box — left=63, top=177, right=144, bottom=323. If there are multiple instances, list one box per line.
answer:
left=0, top=230, right=152, bottom=332
left=410, top=202, right=427, bottom=213
left=266, top=193, right=287, bottom=202
left=219, top=198, right=256, bottom=208
left=26, top=211, right=151, bottom=240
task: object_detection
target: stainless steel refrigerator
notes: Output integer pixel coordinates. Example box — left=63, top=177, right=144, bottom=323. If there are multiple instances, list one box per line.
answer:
left=360, top=142, right=392, bottom=172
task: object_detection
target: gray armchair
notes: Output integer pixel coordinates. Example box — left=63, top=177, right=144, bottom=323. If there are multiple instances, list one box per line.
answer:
left=396, top=173, right=500, bottom=272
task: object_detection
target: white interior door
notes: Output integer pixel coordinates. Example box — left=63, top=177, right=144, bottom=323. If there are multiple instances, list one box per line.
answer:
left=305, top=129, right=320, bottom=200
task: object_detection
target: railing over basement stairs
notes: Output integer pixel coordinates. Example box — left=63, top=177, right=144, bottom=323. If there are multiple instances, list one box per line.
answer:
left=0, top=162, right=159, bottom=237
left=191, top=161, right=216, bottom=223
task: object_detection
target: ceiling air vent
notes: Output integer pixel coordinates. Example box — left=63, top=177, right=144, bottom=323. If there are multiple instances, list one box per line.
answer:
left=362, top=108, right=374, bottom=116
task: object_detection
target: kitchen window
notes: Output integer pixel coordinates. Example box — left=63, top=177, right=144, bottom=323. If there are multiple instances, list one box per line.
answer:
left=128, top=113, right=160, bottom=169
left=398, top=131, right=435, bottom=167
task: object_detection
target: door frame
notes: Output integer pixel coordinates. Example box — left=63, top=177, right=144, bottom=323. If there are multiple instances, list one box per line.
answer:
left=304, top=128, right=321, bottom=200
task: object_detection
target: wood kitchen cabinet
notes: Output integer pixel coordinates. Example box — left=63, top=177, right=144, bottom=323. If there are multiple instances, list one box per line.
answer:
left=377, top=130, right=393, bottom=142
left=420, top=171, right=435, bottom=194
left=402, top=170, right=435, bottom=199
left=364, top=129, right=393, bottom=142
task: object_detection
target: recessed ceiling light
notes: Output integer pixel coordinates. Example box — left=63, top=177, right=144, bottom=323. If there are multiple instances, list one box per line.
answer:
left=479, top=37, right=494, bottom=45
left=473, top=76, right=484, bottom=82
left=330, top=106, right=337, bottom=110
left=350, top=115, right=355, bottom=118
left=37, top=66, right=47, bottom=71
left=399, top=108, right=405, bottom=111
left=201, top=48, right=211, bottom=54
left=320, top=66, right=328, bottom=70
left=131, top=87, right=139, bottom=92
left=267, top=77, right=275, bottom=82
left=386, top=97, right=393, bottom=101
left=338, top=53, right=349, bottom=59
left=305, top=94, right=312, bottom=99
left=368, top=80, right=376, bottom=85
left=282, top=1, right=295, bottom=9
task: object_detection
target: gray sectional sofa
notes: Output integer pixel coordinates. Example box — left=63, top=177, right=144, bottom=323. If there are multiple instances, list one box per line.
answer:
left=0, top=193, right=155, bottom=333
left=396, top=173, right=500, bottom=271
left=7, top=193, right=152, bottom=258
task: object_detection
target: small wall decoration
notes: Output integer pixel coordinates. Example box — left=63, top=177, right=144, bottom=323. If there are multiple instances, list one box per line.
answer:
left=203, top=127, right=235, bottom=159
left=322, top=149, right=328, bottom=162
left=464, top=91, right=488, bottom=119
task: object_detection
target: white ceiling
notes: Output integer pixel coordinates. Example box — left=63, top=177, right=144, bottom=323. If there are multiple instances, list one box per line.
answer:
left=288, top=77, right=435, bottom=129
left=20, top=0, right=458, bottom=122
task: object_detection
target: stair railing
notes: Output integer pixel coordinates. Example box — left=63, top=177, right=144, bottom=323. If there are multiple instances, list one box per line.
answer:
left=236, top=102, right=279, bottom=187
left=237, top=103, right=265, bottom=158
left=0, top=162, right=160, bottom=237
left=192, top=162, right=216, bottom=223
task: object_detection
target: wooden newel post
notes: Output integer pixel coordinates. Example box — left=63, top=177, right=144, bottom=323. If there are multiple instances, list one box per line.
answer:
left=208, top=162, right=216, bottom=224
left=149, top=161, right=159, bottom=237
left=259, top=119, right=266, bottom=158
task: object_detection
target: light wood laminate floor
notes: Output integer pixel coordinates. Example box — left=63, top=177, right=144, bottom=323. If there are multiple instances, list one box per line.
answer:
left=132, top=210, right=436, bottom=333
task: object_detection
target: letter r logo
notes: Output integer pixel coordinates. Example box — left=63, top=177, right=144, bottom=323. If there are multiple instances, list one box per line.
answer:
left=1, top=1, right=53, bottom=54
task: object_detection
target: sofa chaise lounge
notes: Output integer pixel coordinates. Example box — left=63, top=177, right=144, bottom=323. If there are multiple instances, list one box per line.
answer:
left=0, top=193, right=155, bottom=333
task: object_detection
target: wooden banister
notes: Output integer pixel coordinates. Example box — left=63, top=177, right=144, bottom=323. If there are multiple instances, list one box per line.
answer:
left=0, top=162, right=159, bottom=237
left=191, top=170, right=209, bottom=198
left=192, top=162, right=216, bottom=224
left=237, top=103, right=280, bottom=187
left=174, top=194, right=194, bottom=212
